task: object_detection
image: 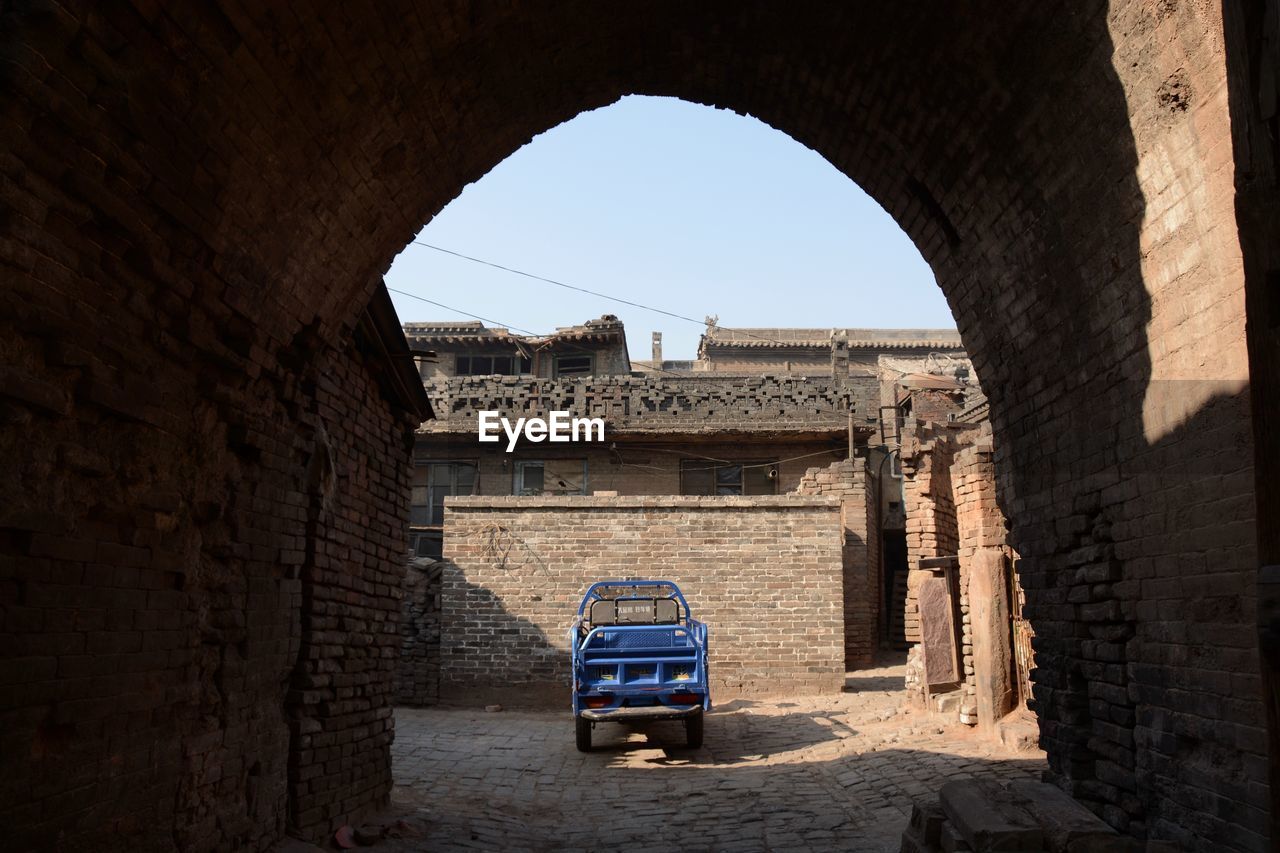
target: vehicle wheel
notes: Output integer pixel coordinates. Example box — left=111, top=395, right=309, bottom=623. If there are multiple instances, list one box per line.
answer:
left=575, top=716, right=592, bottom=752
left=685, top=710, right=704, bottom=749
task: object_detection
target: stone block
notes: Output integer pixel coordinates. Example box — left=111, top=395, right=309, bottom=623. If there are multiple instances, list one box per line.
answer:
left=901, top=827, right=941, bottom=853
left=940, top=819, right=974, bottom=852
left=996, top=713, right=1040, bottom=753
left=910, top=799, right=946, bottom=845
left=940, top=780, right=1044, bottom=851
left=920, top=576, right=960, bottom=686
left=1007, top=782, right=1130, bottom=853
left=934, top=690, right=962, bottom=715
left=969, top=549, right=1015, bottom=731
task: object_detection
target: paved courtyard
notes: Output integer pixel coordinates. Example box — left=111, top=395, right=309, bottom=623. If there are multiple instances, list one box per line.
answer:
left=371, top=661, right=1045, bottom=852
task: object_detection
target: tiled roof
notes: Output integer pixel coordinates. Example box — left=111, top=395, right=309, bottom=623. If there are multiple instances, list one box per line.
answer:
left=700, top=327, right=966, bottom=351
left=702, top=338, right=966, bottom=350
left=403, top=315, right=625, bottom=347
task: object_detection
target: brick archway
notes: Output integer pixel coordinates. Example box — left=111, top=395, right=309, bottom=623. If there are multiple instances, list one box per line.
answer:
left=1, top=2, right=1270, bottom=850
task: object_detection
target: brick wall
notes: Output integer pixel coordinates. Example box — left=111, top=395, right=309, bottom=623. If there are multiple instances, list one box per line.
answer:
left=0, top=314, right=416, bottom=850
left=900, top=424, right=1009, bottom=727
left=950, top=435, right=1010, bottom=723
left=285, top=340, right=414, bottom=839
left=413, top=439, right=846, bottom=499
left=902, top=388, right=967, bottom=424
left=0, top=2, right=1267, bottom=849
left=900, top=423, right=971, bottom=644
left=439, top=496, right=845, bottom=702
left=422, top=374, right=878, bottom=437
left=395, top=558, right=443, bottom=705
left=794, top=460, right=878, bottom=667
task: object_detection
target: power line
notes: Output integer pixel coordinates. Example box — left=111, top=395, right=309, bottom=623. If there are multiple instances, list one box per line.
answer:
left=389, top=273, right=872, bottom=413
left=410, top=240, right=705, bottom=328
left=407, top=240, right=879, bottom=352
left=390, top=283, right=865, bottom=416
left=619, top=446, right=842, bottom=469
left=389, top=285, right=711, bottom=379
left=388, top=288, right=544, bottom=337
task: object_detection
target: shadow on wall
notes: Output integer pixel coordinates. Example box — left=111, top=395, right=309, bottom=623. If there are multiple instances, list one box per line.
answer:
left=1022, top=383, right=1262, bottom=849
left=436, top=566, right=569, bottom=708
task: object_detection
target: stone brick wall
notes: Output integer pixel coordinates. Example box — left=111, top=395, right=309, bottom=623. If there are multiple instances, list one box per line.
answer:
left=900, top=424, right=971, bottom=644
left=902, top=388, right=967, bottom=424
left=900, top=425, right=1007, bottom=728
left=395, top=559, right=443, bottom=706
left=950, top=435, right=1011, bottom=725
left=0, top=309, right=416, bottom=851
left=439, top=496, right=845, bottom=702
left=0, top=2, right=1267, bottom=850
left=286, top=342, right=415, bottom=839
left=794, top=460, right=878, bottom=667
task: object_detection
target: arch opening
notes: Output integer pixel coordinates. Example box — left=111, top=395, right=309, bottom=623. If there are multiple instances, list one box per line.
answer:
left=0, top=3, right=1267, bottom=851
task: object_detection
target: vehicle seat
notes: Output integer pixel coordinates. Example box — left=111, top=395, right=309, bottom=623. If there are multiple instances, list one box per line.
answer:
left=587, top=598, right=680, bottom=626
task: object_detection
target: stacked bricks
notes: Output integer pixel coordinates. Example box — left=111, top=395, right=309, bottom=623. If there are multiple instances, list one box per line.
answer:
left=950, top=432, right=1015, bottom=728
left=900, top=423, right=1009, bottom=727
left=439, top=495, right=845, bottom=702
left=900, top=422, right=971, bottom=644
left=394, top=558, right=443, bottom=706
left=793, top=459, right=878, bottom=667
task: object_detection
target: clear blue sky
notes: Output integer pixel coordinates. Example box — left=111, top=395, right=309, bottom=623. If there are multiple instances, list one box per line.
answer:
left=386, top=96, right=954, bottom=362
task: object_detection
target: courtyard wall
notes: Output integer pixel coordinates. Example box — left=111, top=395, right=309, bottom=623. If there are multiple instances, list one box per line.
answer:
left=438, top=495, right=846, bottom=703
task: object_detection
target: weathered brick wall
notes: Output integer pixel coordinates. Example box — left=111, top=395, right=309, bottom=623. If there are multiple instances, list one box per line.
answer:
left=439, top=496, right=845, bottom=702
left=286, top=343, right=414, bottom=839
left=904, top=388, right=967, bottom=424
left=0, top=310, right=415, bottom=852
left=395, top=558, right=443, bottom=706
left=794, top=460, right=877, bottom=667
left=0, top=2, right=1267, bottom=849
left=900, top=424, right=970, bottom=645
left=950, top=435, right=1008, bottom=724
left=413, top=440, right=846, bottom=498
left=422, top=374, right=878, bottom=436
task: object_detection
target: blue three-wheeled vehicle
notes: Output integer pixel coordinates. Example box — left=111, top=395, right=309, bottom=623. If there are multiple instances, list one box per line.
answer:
left=570, top=580, right=710, bottom=752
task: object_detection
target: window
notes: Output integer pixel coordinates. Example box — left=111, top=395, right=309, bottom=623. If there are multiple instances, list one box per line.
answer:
left=679, top=460, right=778, bottom=496
left=456, top=353, right=531, bottom=376
left=408, top=529, right=443, bottom=559
left=410, top=461, right=477, bottom=526
left=553, top=354, right=593, bottom=377
left=514, top=460, right=588, bottom=495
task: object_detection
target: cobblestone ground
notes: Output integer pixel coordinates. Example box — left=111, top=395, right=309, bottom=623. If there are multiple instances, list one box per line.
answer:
left=377, top=661, right=1045, bottom=852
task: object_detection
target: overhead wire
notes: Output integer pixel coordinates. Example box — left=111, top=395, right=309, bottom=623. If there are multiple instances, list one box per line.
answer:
left=408, top=240, right=703, bottom=328
left=389, top=285, right=779, bottom=383
left=388, top=248, right=883, bottom=417
left=405, top=239, right=920, bottom=352
left=614, top=445, right=842, bottom=469
left=389, top=285, right=868, bottom=421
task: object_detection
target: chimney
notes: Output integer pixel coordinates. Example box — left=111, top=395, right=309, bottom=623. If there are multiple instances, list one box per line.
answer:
left=651, top=332, right=663, bottom=367
left=831, top=329, right=849, bottom=380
